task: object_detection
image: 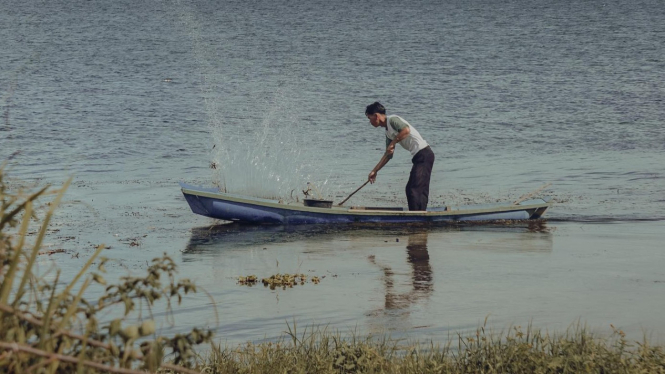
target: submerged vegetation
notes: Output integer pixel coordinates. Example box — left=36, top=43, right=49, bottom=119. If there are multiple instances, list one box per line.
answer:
left=1, top=166, right=664, bottom=373
left=237, top=273, right=321, bottom=289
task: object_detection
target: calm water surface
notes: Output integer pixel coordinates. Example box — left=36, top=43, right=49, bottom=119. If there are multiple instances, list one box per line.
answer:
left=1, top=0, right=664, bottom=345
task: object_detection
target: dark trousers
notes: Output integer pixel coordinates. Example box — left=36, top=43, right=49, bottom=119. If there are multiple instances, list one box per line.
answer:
left=406, top=146, right=435, bottom=211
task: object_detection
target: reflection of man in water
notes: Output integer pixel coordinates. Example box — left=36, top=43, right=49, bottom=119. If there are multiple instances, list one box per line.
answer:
left=406, top=232, right=433, bottom=296
left=370, top=231, right=433, bottom=310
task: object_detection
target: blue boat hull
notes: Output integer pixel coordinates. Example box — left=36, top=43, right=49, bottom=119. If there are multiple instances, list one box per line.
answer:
left=181, top=184, right=551, bottom=225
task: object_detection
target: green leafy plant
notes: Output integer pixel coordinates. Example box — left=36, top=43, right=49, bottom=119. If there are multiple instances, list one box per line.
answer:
left=0, top=166, right=214, bottom=373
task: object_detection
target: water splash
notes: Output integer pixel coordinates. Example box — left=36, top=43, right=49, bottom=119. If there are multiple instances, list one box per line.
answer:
left=209, top=91, right=321, bottom=199
left=174, top=2, right=328, bottom=200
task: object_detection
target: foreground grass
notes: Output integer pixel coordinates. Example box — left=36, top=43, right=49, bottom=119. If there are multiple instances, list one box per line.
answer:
left=0, top=168, right=211, bottom=373
left=1, top=168, right=664, bottom=373
left=184, top=323, right=665, bottom=374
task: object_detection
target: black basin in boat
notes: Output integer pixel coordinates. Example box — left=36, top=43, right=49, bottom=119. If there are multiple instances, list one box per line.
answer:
left=303, top=199, right=333, bottom=208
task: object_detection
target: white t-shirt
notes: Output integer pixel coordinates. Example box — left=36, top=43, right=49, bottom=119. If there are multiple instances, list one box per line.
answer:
left=385, top=115, right=429, bottom=157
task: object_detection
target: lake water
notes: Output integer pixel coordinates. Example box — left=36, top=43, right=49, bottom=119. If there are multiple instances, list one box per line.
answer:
left=2, top=0, right=664, bottom=345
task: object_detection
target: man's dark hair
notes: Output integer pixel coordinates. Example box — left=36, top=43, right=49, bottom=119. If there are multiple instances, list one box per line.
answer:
left=365, top=102, right=386, bottom=115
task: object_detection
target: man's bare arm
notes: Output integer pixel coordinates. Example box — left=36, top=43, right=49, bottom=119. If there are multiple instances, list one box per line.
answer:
left=368, top=126, right=410, bottom=183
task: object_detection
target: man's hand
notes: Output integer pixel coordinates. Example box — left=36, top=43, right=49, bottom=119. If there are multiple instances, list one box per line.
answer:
left=368, top=171, right=377, bottom=184
left=369, top=146, right=395, bottom=185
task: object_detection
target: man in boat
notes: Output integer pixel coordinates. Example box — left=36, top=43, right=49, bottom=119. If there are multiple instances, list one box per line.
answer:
left=365, top=101, right=435, bottom=211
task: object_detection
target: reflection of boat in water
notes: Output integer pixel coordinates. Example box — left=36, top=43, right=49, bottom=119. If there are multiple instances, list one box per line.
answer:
left=180, top=183, right=552, bottom=225
left=184, top=220, right=553, bottom=255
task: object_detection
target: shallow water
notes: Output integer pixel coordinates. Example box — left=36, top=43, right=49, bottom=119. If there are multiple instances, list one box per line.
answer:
left=173, top=221, right=665, bottom=343
left=2, top=0, right=665, bottom=345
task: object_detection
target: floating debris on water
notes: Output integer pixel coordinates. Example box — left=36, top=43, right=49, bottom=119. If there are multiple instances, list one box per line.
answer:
left=38, top=248, right=66, bottom=256
left=237, top=275, right=258, bottom=286
left=237, top=273, right=322, bottom=289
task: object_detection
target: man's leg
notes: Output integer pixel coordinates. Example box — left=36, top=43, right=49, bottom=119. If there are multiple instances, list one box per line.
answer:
left=406, top=147, right=435, bottom=211
left=406, top=177, right=415, bottom=210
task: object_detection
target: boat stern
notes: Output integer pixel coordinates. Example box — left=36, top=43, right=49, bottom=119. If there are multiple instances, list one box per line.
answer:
left=519, top=197, right=552, bottom=219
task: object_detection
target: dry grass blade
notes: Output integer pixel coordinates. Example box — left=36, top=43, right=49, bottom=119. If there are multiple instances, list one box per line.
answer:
left=0, top=342, right=149, bottom=374
left=0, top=185, right=49, bottom=230
left=0, top=200, right=33, bottom=305
left=10, top=178, right=71, bottom=309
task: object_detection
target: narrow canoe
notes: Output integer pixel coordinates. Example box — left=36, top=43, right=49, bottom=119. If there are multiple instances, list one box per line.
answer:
left=180, top=183, right=552, bottom=225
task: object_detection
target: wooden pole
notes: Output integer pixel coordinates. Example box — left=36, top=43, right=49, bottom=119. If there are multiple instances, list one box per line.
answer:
left=337, top=180, right=370, bottom=206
